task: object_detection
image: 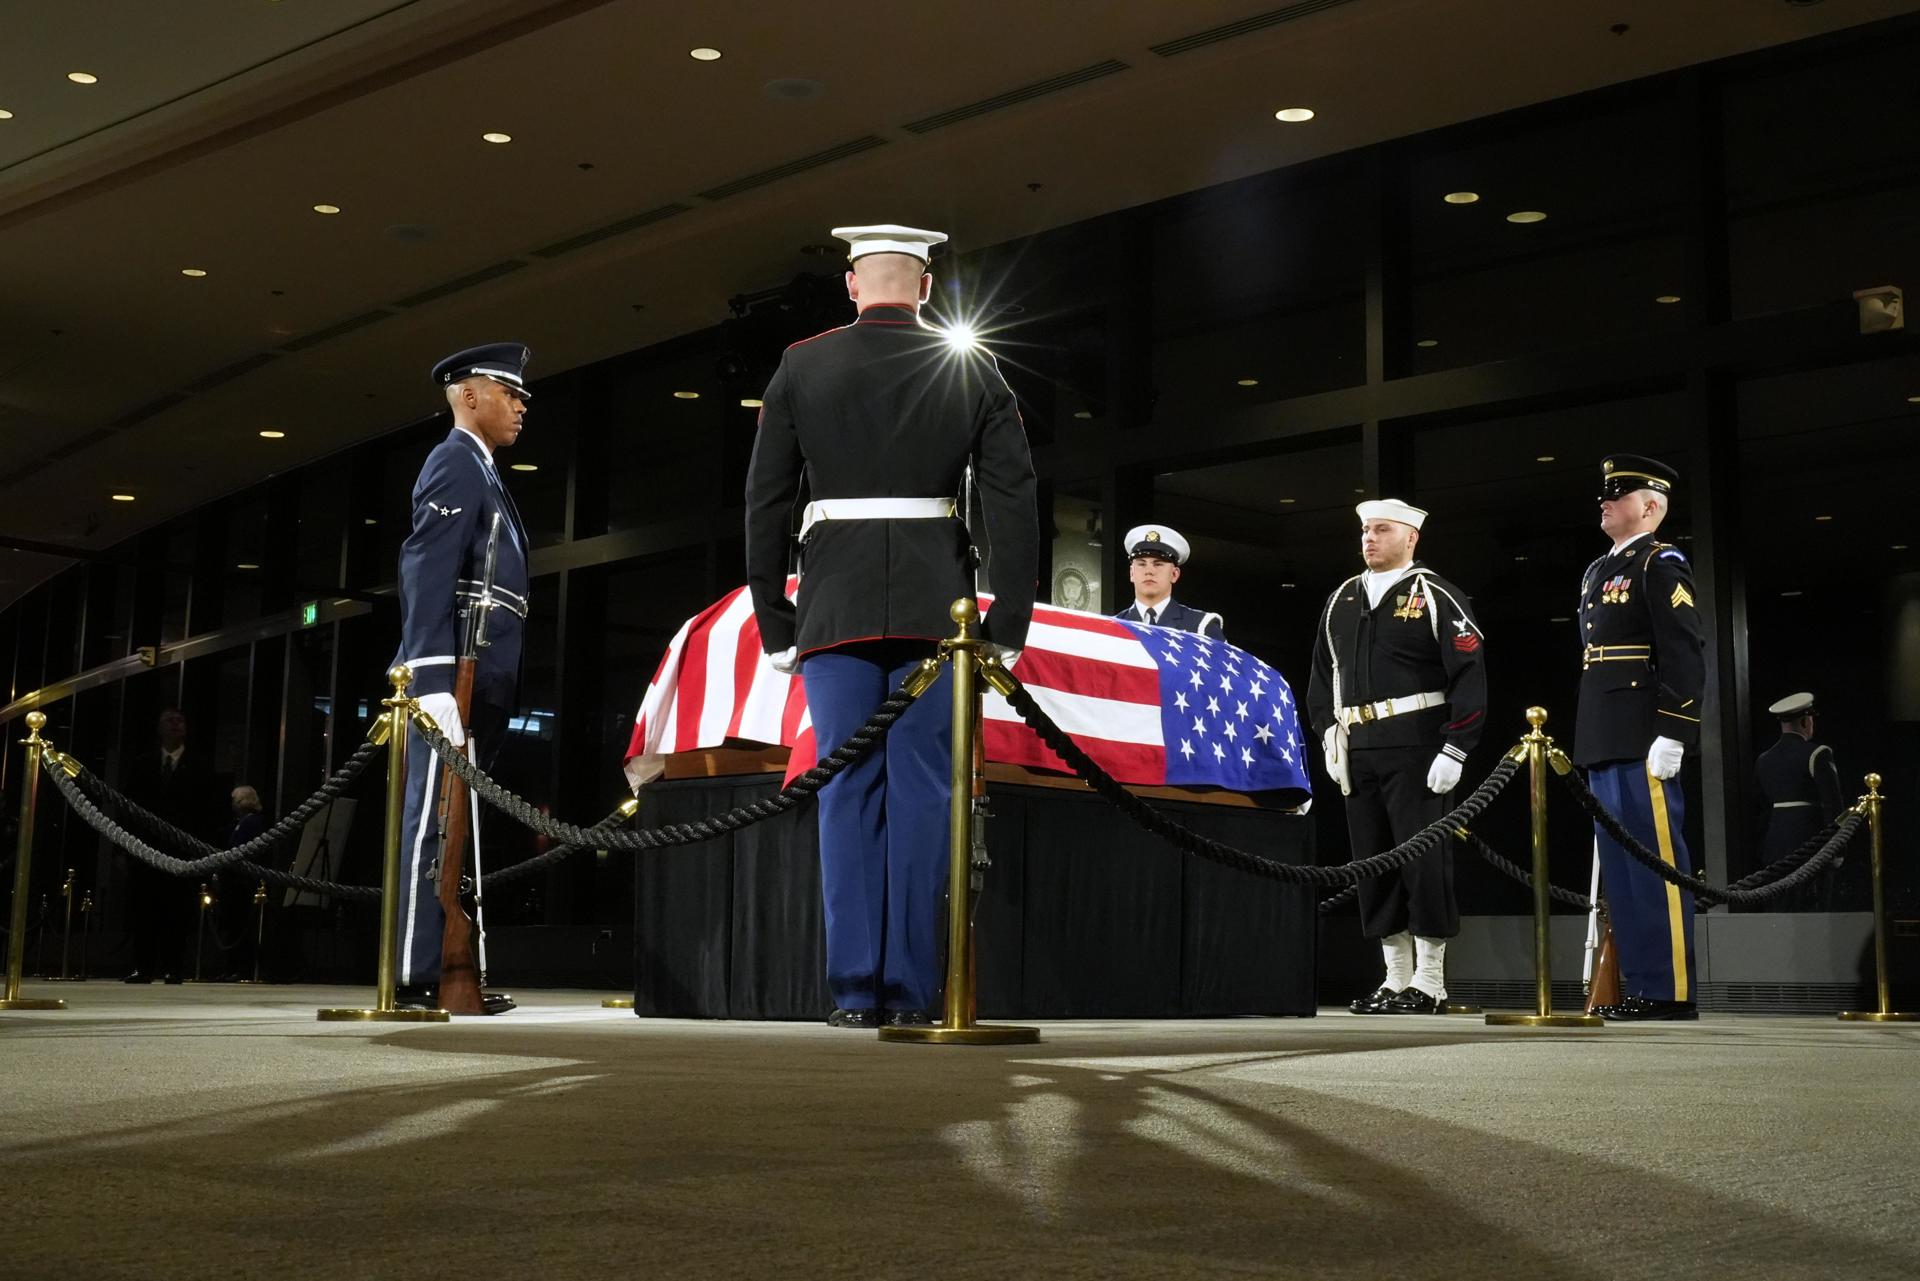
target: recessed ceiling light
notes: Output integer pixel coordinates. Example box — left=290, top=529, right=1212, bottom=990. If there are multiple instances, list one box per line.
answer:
left=0, top=110, right=13, bottom=120
left=1443, top=191, right=1479, bottom=205
left=1780, top=590, right=1804, bottom=597
left=510, top=463, right=538, bottom=472
left=364, top=518, right=378, bottom=526
left=672, top=390, right=700, bottom=399
left=1894, top=544, right=1910, bottom=551
left=236, top=563, right=259, bottom=570
left=181, top=268, right=208, bottom=278
left=1353, top=488, right=1365, bottom=494
left=1279, top=497, right=1297, bottom=504
left=258, top=430, right=285, bottom=439
left=690, top=47, right=723, bottom=61
left=111, top=493, right=135, bottom=502
left=1506, top=210, right=1548, bottom=224
left=1274, top=108, right=1315, bottom=123
left=312, top=203, right=341, bottom=215
left=67, top=72, right=98, bottom=85
left=1906, top=395, right=1920, bottom=404
left=1415, top=339, right=1439, bottom=348
left=1280, top=582, right=1297, bottom=589
left=739, top=398, right=764, bottom=408
left=1814, top=515, right=1833, bottom=522
left=1535, top=454, right=1555, bottom=462
left=482, top=131, right=512, bottom=144
left=1654, top=294, right=1682, bottom=304
left=1236, top=378, right=1259, bottom=386
left=1072, top=410, right=1092, bottom=419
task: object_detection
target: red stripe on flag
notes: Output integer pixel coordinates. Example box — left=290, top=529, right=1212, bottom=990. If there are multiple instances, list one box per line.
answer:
left=1015, top=651, right=1160, bottom=706
left=982, top=720, right=1164, bottom=783
left=725, top=609, right=762, bottom=739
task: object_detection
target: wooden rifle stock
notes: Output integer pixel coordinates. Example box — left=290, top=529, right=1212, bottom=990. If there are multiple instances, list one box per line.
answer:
left=433, top=658, right=484, bottom=1015
left=1584, top=913, right=1622, bottom=1014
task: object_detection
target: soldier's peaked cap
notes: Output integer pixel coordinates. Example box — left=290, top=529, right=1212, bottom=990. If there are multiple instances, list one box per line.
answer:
left=433, top=343, right=533, bottom=399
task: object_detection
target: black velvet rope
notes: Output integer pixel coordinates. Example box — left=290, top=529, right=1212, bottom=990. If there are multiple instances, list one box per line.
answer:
left=994, top=674, right=1521, bottom=886
left=416, top=680, right=922, bottom=851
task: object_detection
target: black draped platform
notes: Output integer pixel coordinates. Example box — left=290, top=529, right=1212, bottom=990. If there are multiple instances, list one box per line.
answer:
left=630, top=773, right=1318, bottom=1019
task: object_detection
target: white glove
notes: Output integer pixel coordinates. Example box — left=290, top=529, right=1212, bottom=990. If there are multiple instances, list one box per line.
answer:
left=416, top=692, right=465, bottom=748
left=1322, top=725, right=1351, bottom=796
left=989, top=645, right=1020, bottom=671
left=1647, top=735, right=1684, bottom=781
left=767, top=647, right=800, bottom=675
left=1425, top=751, right=1463, bottom=795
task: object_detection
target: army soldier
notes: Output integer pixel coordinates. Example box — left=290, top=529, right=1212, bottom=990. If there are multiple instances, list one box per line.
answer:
left=1573, top=455, right=1706, bottom=1021
left=391, top=343, right=533, bottom=1014
left=1754, top=692, right=1845, bottom=909
left=745, top=224, right=1038, bottom=1029
left=1309, top=499, right=1486, bottom=1015
left=1113, top=525, right=1225, bottom=639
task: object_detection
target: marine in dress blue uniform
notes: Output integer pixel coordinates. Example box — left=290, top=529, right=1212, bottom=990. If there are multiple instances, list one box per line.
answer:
left=1754, top=692, right=1846, bottom=909
left=1307, top=500, right=1487, bottom=1014
left=392, top=343, right=532, bottom=1006
left=1572, top=455, right=1707, bottom=1021
left=744, top=224, right=1038, bottom=1028
left=1112, top=525, right=1225, bottom=639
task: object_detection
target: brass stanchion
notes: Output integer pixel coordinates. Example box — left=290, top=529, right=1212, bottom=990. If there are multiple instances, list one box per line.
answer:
left=318, top=666, right=449, bottom=1022
left=190, top=882, right=213, bottom=982
left=56, top=868, right=75, bottom=980
left=79, top=891, right=94, bottom=981
left=602, top=798, right=642, bottom=1010
left=601, top=998, right=635, bottom=1010
left=1487, top=708, right=1602, bottom=1028
left=881, top=599, right=1039, bottom=1046
left=239, top=882, right=268, bottom=984
left=1840, top=774, right=1915, bottom=1022
left=2, top=712, right=67, bottom=1011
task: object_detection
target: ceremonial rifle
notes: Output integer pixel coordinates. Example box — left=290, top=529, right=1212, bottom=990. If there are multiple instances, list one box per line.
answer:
left=433, top=513, right=501, bottom=1015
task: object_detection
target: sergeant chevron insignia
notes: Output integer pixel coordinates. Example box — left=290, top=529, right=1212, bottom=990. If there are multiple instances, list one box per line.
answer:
left=1670, top=583, right=1695, bottom=609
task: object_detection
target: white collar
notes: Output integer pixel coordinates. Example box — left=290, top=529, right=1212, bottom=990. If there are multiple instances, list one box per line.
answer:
left=1610, top=530, right=1654, bottom=555
left=162, top=745, right=185, bottom=765
left=1134, top=596, right=1174, bottom=618
left=454, top=423, right=494, bottom=462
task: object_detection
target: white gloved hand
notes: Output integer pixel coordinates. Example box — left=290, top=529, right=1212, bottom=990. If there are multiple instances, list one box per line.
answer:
left=1322, top=725, right=1351, bottom=796
left=767, top=647, right=800, bottom=676
left=1425, top=751, right=1463, bottom=795
left=1647, top=735, right=1685, bottom=781
left=989, top=645, right=1021, bottom=671
left=416, top=692, right=465, bottom=748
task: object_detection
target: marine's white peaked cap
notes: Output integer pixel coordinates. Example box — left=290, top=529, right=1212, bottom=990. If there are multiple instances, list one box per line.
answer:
left=831, top=224, right=948, bottom=262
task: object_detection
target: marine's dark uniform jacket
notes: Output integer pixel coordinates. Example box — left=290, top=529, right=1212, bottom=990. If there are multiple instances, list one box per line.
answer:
left=394, top=427, right=530, bottom=712
left=1307, top=563, right=1487, bottom=758
left=1114, top=599, right=1225, bottom=640
left=1571, top=532, right=1706, bottom=768
left=745, top=304, right=1039, bottom=656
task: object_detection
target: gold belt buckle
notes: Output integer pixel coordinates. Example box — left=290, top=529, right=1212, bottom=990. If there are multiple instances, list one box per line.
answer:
left=1356, top=704, right=1377, bottom=724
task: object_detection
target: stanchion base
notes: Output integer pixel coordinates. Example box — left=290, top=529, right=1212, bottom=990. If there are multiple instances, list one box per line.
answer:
left=878, top=1023, right=1041, bottom=1045
left=601, top=997, right=635, bottom=1009
left=1838, top=1010, right=1920, bottom=1022
left=1485, top=1012, right=1604, bottom=1028
left=0, top=997, right=68, bottom=1011
left=316, top=1007, right=450, bottom=1023
left=1441, top=1003, right=1483, bottom=1016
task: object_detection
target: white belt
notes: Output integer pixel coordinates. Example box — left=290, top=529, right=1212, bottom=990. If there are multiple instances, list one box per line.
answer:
left=1337, top=690, right=1445, bottom=728
left=1772, top=801, right=1814, bottom=809
left=800, top=497, right=956, bottom=539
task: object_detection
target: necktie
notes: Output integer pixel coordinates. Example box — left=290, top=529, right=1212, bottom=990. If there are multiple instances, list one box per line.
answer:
left=1145, top=607, right=1158, bottom=625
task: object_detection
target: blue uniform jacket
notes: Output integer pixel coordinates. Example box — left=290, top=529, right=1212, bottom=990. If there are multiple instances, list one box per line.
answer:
left=1114, top=599, right=1224, bottom=640
left=1571, top=533, right=1706, bottom=767
left=395, top=428, right=530, bottom=711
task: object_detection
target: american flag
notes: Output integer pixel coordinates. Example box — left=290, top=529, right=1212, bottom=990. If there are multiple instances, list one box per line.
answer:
left=623, top=583, right=1312, bottom=802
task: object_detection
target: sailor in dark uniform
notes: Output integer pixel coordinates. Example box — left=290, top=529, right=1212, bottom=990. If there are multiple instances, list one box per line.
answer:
left=1754, top=692, right=1846, bottom=909
left=744, top=224, right=1038, bottom=1029
left=391, top=343, right=533, bottom=1013
left=1308, top=499, right=1486, bottom=1014
left=1572, top=454, right=1707, bottom=1021
left=1112, top=525, right=1225, bottom=639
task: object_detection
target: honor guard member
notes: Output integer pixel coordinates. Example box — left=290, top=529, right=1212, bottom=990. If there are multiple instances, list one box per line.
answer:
left=391, top=343, right=533, bottom=1014
left=1754, top=692, right=1845, bottom=909
left=1573, top=455, right=1707, bottom=1021
left=1308, top=499, right=1486, bottom=1014
left=1113, top=525, right=1225, bottom=639
left=744, top=224, right=1038, bottom=1029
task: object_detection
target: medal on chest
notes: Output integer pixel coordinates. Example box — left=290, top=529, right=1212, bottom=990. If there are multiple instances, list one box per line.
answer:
left=1393, top=590, right=1427, bottom=621
left=1600, top=574, right=1632, bottom=605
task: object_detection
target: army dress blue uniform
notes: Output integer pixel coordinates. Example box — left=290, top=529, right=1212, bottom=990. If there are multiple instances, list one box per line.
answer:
left=1572, top=476, right=1706, bottom=1009
left=1114, top=598, right=1224, bottom=640
left=392, top=347, right=532, bottom=989
left=744, top=230, right=1038, bottom=1020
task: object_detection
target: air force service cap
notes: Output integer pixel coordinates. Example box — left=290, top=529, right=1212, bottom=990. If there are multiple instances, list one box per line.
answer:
left=831, top=224, right=948, bottom=263
left=432, top=343, right=533, bottom=399
left=1355, top=498, right=1428, bottom=530
left=1125, top=525, right=1192, bottom=565
left=1768, top=692, right=1817, bottom=719
left=1599, top=454, right=1678, bottom=501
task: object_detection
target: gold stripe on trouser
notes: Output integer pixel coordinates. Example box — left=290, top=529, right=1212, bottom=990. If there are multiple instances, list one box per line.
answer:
left=1645, top=768, right=1689, bottom=1002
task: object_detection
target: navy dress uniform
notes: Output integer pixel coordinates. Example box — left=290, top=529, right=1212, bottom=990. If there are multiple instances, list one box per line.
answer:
left=1754, top=692, right=1845, bottom=908
left=744, top=224, right=1038, bottom=1027
left=1572, top=454, right=1706, bottom=1020
left=1308, top=499, right=1487, bottom=1014
left=1113, top=525, right=1225, bottom=639
left=392, top=343, right=532, bottom=998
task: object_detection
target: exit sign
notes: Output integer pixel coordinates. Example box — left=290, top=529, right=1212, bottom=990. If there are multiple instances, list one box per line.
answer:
left=301, top=601, right=319, bottom=627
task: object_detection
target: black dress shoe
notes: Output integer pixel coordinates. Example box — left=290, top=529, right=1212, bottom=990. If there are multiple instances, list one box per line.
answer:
left=480, top=992, right=516, bottom=1016
left=887, top=1009, right=932, bottom=1027
left=1384, top=988, right=1444, bottom=1015
left=1348, top=986, right=1402, bottom=1015
left=163, top=973, right=183, bottom=985
left=827, top=1007, right=882, bottom=1029
left=394, top=985, right=440, bottom=1011
left=1594, top=995, right=1697, bottom=1022
left=123, top=971, right=153, bottom=985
